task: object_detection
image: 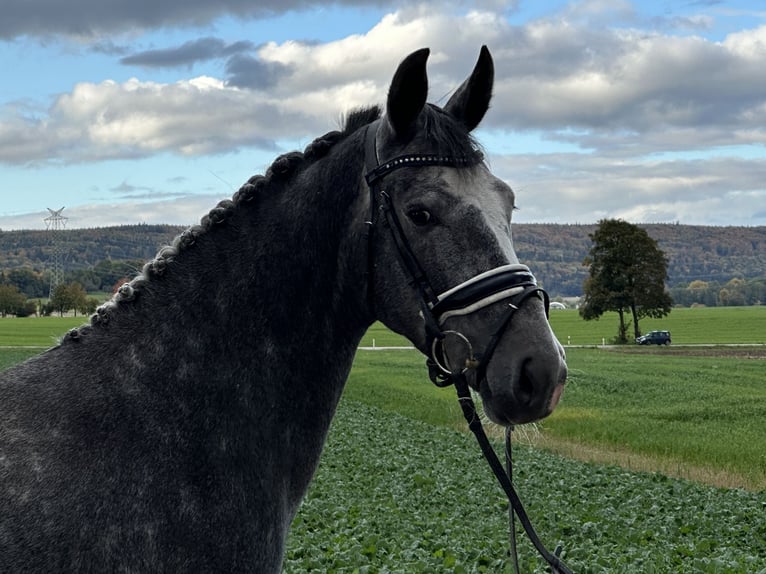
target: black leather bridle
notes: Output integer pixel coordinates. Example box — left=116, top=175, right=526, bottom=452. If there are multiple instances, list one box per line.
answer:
left=363, top=119, right=575, bottom=574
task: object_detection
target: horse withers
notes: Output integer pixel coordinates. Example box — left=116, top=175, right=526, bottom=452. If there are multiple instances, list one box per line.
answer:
left=0, top=46, right=566, bottom=572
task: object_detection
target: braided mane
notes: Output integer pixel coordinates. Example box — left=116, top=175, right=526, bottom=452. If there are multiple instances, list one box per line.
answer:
left=63, top=107, right=382, bottom=343
left=62, top=103, right=478, bottom=344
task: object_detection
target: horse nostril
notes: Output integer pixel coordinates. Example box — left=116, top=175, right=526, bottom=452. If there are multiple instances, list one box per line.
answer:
left=515, top=359, right=535, bottom=404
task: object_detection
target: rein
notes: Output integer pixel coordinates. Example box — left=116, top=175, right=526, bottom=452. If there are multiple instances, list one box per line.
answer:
left=363, top=120, right=575, bottom=574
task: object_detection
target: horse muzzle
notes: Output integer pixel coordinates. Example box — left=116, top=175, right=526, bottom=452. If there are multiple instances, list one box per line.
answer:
left=426, top=264, right=567, bottom=425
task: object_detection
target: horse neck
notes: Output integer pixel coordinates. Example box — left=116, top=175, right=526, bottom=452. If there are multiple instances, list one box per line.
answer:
left=240, top=151, right=372, bottom=359
left=98, top=135, right=372, bottom=392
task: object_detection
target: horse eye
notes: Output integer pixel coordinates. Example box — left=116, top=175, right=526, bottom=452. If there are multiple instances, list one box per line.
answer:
left=407, top=209, right=432, bottom=226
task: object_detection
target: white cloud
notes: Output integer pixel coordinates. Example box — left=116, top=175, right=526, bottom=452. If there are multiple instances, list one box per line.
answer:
left=3, top=8, right=765, bottom=165
left=1, top=77, right=307, bottom=164
left=722, top=24, right=766, bottom=59
left=495, top=151, right=766, bottom=225
left=0, top=194, right=223, bottom=231
left=1, top=2, right=765, bottom=227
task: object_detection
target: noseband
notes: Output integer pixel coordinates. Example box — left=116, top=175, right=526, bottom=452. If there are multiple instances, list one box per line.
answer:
left=362, top=119, right=574, bottom=574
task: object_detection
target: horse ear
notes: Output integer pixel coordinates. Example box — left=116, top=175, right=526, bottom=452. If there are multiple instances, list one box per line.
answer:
left=444, top=45, right=494, bottom=132
left=386, top=48, right=430, bottom=140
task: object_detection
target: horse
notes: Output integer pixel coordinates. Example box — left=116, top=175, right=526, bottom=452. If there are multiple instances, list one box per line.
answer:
left=0, top=46, right=567, bottom=573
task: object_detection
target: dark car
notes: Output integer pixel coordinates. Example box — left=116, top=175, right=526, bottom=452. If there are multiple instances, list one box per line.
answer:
left=636, top=330, right=671, bottom=345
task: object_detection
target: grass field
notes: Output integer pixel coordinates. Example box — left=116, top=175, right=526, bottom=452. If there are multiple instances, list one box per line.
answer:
left=548, top=306, right=766, bottom=346
left=360, top=306, right=766, bottom=347
left=4, top=305, right=764, bottom=348
left=2, top=309, right=765, bottom=490
left=345, top=346, right=766, bottom=491
left=0, top=316, right=86, bottom=347
left=542, top=347, right=766, bottom=489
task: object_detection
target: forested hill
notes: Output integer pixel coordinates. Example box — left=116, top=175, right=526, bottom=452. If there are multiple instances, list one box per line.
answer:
left=513, top=224, right=766, bottom=296
left=0, top=224, right=185, bottom=272
left=1, top=223, right=765, bottom=297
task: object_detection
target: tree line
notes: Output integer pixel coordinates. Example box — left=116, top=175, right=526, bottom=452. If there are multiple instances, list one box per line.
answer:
left=669, top=278, right=766, bottom=307
left=1, top=223, right=764, bottom=299
left=1, top=221, right=763, bottom=323
left=0, top=282, right=101, bottom=318
left=0, top=260, right=140, bottom=317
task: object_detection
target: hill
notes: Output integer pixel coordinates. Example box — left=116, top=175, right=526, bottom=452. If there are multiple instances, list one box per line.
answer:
left=513, top=223, right=766, bottom=296
left=1, top=223, right=765, bottom=297
left=0, top=224, right=184, bottom=272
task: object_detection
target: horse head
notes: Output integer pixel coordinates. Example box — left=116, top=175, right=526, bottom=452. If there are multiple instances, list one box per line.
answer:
left=367, top=47, right=567, bottom=425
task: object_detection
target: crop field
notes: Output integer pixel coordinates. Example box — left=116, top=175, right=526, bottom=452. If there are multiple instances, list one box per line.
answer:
left=343, top=346, right=766, bottom=491
left=2, top=310, right=765, bottom=571
left=284, top=400, right=766, bottom=573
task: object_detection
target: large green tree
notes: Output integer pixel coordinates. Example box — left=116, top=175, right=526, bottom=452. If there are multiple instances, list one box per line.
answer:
left=580, top=219, right=672, bottom=343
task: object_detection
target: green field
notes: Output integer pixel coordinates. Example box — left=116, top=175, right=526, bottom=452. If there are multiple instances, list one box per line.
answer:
left=2, top=310, right=765, bottom=490
left=2, top=310, right=766, bottom=571
left=284, top=400, right=766, bottom=573
left=542, top=346, right=766, bottom=489
left=360, top=306, right=766, bottom=347
left=0, top=316, right=87, bottom=347
left=549, top=306, right=766, bottom=346
left=4, top=305, right=764, bottom=348
left=345, top=346, right=766, bottom=491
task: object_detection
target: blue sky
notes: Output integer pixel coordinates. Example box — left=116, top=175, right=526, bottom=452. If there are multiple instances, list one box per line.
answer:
left=1, top=0, right=764, bottom=229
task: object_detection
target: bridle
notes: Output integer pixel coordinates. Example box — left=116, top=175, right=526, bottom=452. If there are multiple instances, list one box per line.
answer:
left=363, top=119, right=575, bottom=574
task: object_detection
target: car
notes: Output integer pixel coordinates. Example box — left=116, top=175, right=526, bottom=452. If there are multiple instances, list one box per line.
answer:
left=636, top=330, right=671, bottom=345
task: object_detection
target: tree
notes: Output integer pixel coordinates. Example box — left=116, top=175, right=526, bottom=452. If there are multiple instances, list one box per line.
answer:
left=0, top=284, right=27, bottom=317
left=49, top=282, right=88, bottom=317
left=2, top=268, right=48, bottom=298
left=580, top=219, right=673, bottom=343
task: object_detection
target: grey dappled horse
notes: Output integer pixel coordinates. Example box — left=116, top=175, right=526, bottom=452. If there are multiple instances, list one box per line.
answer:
left=0, top=47, right=567, bottom=572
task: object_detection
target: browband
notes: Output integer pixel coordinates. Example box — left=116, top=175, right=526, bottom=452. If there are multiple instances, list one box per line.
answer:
left=363, top=120, right=483, bottom=186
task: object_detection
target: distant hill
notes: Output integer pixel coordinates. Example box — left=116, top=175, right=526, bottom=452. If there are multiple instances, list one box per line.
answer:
left=512, top=224, right=766, bottom=296
left=1, top=223, right=765, bottom=297
left=0, top=224, right=185, bottom=272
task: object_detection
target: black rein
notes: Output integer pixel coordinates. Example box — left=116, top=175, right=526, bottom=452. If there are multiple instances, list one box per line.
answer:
left=363, top=121, right=575, bottom=573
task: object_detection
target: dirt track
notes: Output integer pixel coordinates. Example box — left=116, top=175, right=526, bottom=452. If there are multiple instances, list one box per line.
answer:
left=613, top=345, right=766, bottom=359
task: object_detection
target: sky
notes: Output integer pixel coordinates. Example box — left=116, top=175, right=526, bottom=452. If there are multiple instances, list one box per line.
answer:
left=1, top=0, right=764, bottom=230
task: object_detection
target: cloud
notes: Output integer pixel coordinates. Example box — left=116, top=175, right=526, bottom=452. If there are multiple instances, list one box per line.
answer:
left=0, top=77, right=294, bottom=164
left=120, top=37, right=255, bottom=68
left=0, top=0, right=386, bottom=39
left=4, top=8, right=763, bottom=164
left=118, top=36, right=293, bottom=89
left=1, top=4, right=764, bottom=228
left=224, top=54, right=293, bottom=89
left=0, top=194, right=226, bottom=231
left=110, top=181, right=149, bottom=195
left=494, top=151, right=766, bottom=225
left=487, top=23, right=766, bottom=153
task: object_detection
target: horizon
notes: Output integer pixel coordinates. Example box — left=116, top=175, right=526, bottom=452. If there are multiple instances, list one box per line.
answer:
left=1, top=0, right=765, bottom=229
left=4, top=219, right=766, bottom=234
